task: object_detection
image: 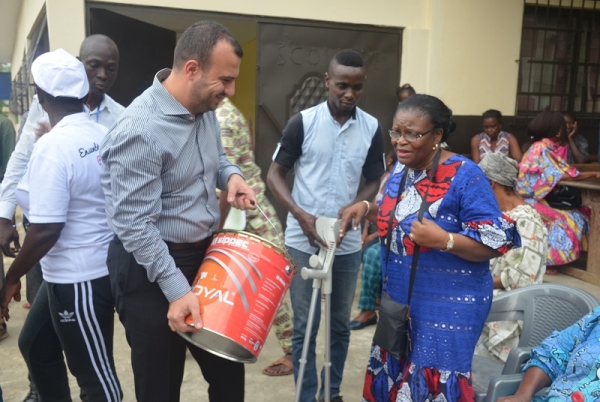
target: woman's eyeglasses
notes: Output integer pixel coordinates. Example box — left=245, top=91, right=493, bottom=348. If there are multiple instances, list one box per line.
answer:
left=388, top=126, right=438, bottom=142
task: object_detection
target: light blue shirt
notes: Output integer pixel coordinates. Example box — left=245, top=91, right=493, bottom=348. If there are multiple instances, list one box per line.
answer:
left=279, top=102, right=381, bottom=255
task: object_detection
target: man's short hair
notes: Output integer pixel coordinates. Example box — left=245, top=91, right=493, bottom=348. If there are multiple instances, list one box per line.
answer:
left=329, top=49, right=365, bottom=72
left=35, top=85, right=83, bottom=108
left=173, top=20, right=243, bottom=69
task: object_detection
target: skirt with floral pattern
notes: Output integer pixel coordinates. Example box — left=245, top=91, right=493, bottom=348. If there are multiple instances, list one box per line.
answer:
left=363, top=345, right=475, bottom=402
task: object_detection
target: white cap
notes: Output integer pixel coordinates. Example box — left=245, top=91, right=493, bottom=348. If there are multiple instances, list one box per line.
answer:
left=31, top=49, right=89, bottom=99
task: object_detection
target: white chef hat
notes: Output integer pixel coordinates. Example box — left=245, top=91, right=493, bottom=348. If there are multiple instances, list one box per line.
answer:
left=31, top=48, right=89, bottom=99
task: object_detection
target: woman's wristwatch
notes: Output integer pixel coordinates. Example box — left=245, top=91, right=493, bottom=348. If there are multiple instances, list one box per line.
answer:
left=440, top=232, right=454, bottom=252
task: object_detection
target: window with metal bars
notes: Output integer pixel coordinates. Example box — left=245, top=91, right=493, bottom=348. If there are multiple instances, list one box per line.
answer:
left=8, top=19, right=48, bottom=116
left=518, top=1, right=600, bottom=117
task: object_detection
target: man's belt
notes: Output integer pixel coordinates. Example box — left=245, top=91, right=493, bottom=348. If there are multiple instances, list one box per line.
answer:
left=165, top=237, right=212, bottom=251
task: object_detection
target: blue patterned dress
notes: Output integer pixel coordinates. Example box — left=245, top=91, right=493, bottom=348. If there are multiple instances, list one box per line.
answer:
left=363, top=155, right=520, bottom=402
left=524, top=306, right=600, bottom=401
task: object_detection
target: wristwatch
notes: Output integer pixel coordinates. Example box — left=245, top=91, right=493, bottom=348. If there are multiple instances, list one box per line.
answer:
left=441, top=232, right=454, bottom=252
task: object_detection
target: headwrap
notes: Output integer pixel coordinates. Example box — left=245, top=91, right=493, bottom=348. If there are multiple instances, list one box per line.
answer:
left=478, top=153, right=519, bottom=188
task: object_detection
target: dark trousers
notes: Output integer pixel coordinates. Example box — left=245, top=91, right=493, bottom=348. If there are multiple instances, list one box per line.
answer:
left=26, top=263, right=43, bottom=303
left=23, top=216, right=44, bottom=395
left=23, top=216, right=44, bottom=304
left=107, top=238, right=245, bottom=402
left=19, top=278, right=122, bottom=402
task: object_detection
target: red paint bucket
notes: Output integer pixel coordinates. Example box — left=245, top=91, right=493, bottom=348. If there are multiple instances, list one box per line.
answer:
left=179, top=231, right=296, bottom=363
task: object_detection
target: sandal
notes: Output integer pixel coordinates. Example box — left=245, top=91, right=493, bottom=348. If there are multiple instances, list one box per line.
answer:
left=262, top=354, right=294, bottom=376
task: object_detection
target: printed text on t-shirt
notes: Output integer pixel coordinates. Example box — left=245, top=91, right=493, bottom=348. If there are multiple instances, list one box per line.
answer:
left=79, top=143, right=99, bottom=158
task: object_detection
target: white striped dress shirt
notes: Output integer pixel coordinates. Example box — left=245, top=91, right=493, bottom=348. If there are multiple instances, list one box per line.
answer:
left=100, top=69, right=242, bottom=302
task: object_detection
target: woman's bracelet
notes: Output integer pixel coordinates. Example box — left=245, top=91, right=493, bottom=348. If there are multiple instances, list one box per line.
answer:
left=362, top=200, right=371, bottom=217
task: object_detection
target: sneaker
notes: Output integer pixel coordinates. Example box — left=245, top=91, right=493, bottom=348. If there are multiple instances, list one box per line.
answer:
left=22, top=389, right=39, bottom=402
left=0, top=322, right=8, bottom=342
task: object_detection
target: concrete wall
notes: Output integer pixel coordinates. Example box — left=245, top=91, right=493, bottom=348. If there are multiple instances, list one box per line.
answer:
left=46, top=0, right=86, bottom=56
left=91, top=0, right=430, bottom=28
left=229, top=38, right=257, bottom=135
left=87, top=0, right=526, bottom=117
left=428, top=0, right=524, bottom=116
left=11, top=0, right=526, bottom=118
left=10, top=0, right=45, bottom=75
left=10, top=0, right=86, bottom=75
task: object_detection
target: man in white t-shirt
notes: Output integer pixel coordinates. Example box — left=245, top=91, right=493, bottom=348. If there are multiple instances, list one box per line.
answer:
left=0, top=34, right=123, bottom=257
left=0, top=34, right=123, bottom=402
left=0, top=49, right=122, bottom=402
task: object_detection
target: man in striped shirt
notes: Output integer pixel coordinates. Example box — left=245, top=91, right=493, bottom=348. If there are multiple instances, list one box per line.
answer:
left=100, top=21, right=256, bottom=402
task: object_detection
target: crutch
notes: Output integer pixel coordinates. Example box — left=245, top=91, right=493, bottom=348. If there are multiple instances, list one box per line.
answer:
left=294, top=217, right=341, bottom=402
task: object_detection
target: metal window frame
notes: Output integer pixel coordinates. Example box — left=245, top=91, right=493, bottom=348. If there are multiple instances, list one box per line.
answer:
left=8, top=17, right=48, bottom=115
left=517, top=0, right=600, bottom=117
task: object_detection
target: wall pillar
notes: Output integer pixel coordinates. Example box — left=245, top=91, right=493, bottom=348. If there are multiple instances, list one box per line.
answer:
left=46, top=0, right=86, bottom=56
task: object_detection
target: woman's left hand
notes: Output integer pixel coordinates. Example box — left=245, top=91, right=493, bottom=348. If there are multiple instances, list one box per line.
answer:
left=410, top=218, right=448, bottom=249
left=338, top=201, right=368, bottom=242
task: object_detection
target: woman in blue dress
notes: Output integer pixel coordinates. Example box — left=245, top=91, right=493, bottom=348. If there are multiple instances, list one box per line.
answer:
left=340, top=94, right=520, bottom=402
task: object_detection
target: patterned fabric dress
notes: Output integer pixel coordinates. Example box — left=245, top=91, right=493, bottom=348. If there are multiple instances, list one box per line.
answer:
left=524, top=306, right=600, bottom=401
left=477, top=131, right=511, bottom=160
left=363, top=155, right=520, bottom=402
left=217, top=98, right=284, bottom=246
left=216, top=98, right=293, bottom=354
left=475, top=204, right=547, bottom=363
left=516, top=139, right=590, bottom=266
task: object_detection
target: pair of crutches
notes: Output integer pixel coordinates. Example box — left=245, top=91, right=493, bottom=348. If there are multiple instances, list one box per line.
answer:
left=294, top=217, right=341, bottom=402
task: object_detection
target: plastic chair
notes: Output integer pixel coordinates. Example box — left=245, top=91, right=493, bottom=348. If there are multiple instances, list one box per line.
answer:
left=471, top=283, right=599, bottom=402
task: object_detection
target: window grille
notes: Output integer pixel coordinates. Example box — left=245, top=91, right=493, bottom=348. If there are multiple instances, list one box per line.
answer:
left=518, top=0, right=600, bottom=116
left=288, top=74, right=328, bottom=118
left=9, top=19, right=48, bottom=116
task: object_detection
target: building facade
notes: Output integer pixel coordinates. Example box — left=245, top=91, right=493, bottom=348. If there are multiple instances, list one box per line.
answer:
left=3, top=0, right=598, bottom=172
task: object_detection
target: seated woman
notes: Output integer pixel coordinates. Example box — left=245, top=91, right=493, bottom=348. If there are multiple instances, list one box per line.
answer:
left=516, top=110, right=600, bottom=274
left=562, top=112, right=590, bottom=164
left=475, top=153, right=548, bottom=363
left=471, top=109, right=522, bottom=163
left=497, top=306, right=600, bottom=402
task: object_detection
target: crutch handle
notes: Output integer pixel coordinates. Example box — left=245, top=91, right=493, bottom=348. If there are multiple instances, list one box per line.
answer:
left=301, top=267, right=328, bottom=280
